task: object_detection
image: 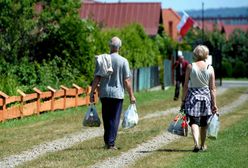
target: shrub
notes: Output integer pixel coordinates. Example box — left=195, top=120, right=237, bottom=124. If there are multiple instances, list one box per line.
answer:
left=222, top=59, right=233, bottom=77
left=232, top=60, right=246, bottom=78
left=0, top=74, right=19, bottom=96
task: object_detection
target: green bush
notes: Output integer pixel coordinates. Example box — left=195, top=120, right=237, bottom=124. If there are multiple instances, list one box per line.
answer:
left=233, top=60, right=246, bottom=78
left=222, top=59, right=233, bottom=77
left=0, top=1, right=165, bottom=94
left=99, top=24, right=162, bottom=69
left=0, top=74, right=19, bottom=96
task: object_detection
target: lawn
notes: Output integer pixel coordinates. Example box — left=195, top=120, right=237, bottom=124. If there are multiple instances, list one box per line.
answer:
left=0, top=87, right=247, bottom=168
left=133, top=91, right=248, bottom=168
left=0, top=88, right=176, bottom=158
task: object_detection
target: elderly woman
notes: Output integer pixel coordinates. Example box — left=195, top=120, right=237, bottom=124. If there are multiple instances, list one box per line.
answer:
left=181, top=45, right=218, bottom=152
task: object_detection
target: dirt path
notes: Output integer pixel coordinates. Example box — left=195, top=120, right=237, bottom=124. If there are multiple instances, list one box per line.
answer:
left=0, top=87, right=230, bottom=168
left=90, top=93, right=248, bottom=168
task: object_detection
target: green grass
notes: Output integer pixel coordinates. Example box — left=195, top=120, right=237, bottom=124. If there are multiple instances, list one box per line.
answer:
left=0, top=88, right=175, bottom=129
left=174, top=103, right=248, bottom=168
left=0, top=88, right=176, bottom=158
left=0, top=87, right=247, bottom=167
left=133, top=93, right=248, bottom=168
left=19, top=117, right=169, bottom=168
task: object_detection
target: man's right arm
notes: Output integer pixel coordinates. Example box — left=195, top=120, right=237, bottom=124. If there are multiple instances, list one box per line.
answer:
left=124, top=78, right=136, bottom=104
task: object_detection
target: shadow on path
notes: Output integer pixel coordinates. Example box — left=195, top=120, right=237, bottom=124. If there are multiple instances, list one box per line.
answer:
left=138, top=148, right=192, bottom=153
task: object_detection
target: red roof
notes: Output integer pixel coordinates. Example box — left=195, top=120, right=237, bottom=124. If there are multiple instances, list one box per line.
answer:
left=195, top=21, right=224, bottom=32
left=195, top=20, right=248, bottom=39
left=79, top=2, right=162, bottom=36
left=223, top=24, right=248, bottom=39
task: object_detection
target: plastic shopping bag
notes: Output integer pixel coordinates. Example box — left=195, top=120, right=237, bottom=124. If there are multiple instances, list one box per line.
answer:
left=168, top=110, right=188, bottom=136
left=122, top=104, right=138, bottom=129
left=83, top=104, right=101, bottom=127
left=208, top=113, right=220, bottom=139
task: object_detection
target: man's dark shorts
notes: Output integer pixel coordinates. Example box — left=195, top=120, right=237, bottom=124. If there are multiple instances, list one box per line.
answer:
left=187, top=115, right=211, bottom=127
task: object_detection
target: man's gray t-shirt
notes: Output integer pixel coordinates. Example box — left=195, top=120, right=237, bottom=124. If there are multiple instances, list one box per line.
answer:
left=95, top=53, right=131, bottom=99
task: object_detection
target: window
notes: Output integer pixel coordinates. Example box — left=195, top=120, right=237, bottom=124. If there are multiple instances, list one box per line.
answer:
left=169, top=21, right=173, bottom=38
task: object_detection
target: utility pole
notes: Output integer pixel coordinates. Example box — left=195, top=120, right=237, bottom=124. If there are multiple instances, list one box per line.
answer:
left=202, top=2, right=204, bottom=42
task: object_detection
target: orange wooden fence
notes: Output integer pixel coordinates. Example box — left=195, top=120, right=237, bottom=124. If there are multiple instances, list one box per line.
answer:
left=0, top=84, right=98, bottom=122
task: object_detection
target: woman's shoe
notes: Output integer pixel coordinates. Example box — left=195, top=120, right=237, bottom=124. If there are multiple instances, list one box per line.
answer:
left=193, top=146, right=200, bottom=152
left=200, top=146, right=207, bottom=152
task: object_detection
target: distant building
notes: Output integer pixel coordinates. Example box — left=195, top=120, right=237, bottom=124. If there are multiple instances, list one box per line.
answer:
left=223, top=24, right=248, bottom=39
left=192, top=16, right=248, bottom=25
left=195, top=20, right=248, bottom=39
left=80, top=1, right=162, bottom=36
left=162, top=8, right=181, bottom=40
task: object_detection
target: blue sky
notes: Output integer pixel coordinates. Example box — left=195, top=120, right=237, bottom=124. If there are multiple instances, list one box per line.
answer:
left=97, top=0, right=248, bottom=11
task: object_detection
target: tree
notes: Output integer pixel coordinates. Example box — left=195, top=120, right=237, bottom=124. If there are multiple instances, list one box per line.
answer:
left=0, top=1, right=36, bottom=64
left=0, top=1, right=164, bottom=94
left=154, top=32, right=176, bottom=60
left=223, top=29, right=248, bottom=62
left=29, top=0, right=101, bottom=80
left=223, top=29, right=248, bottom=77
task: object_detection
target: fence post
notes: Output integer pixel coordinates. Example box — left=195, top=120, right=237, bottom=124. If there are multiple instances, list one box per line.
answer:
left=0, top=91, right=9, bottom=122
left=72, top=83, right=81, bottom=107
left=17, top=89, right=26, bottom=118
left=60, top=85, right=69, bottom=110
left=33, top=87, right=42, bottom=115
left=47, top=86, right=56, bottom=111
left=86, top=86, right=91, bottom=105
left=164, top=59, right=172, bottom=88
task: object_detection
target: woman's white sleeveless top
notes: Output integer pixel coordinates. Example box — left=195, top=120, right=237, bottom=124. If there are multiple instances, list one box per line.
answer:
left=189, top=63, right=213, bottom=88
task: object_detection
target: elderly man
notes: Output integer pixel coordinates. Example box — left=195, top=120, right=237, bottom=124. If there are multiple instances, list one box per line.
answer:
left=173, top=51, right=189, bottom=101
left=90, top=36, right=136, bottom=150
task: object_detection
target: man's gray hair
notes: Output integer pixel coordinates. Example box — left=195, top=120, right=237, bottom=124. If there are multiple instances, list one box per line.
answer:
left=109, top=36, right=122, bottom=49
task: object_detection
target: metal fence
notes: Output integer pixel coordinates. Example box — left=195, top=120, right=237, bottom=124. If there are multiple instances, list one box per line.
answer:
left=163, top=51, right=193, bottom=88
left=131, top=66, right=160, bottom=92
left=182, top=51, right=193, bottom=63
left=163, top=60, right=172, bottom=87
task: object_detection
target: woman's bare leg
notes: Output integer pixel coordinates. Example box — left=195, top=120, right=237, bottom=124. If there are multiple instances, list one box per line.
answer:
left=191, top=124, right=200, bottom=148
left=200, top=126, right=207, bottom=148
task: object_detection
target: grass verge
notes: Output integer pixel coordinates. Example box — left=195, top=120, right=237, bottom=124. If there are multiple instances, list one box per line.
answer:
left=0, top=88, right=175, bottom=158
left=132, top=92, right=248, bottom=168
left=0, top=87, right=246, bottom=163
left=16, top=88, right=248, bottom=167
left=19, top=116, right=169, bottom=168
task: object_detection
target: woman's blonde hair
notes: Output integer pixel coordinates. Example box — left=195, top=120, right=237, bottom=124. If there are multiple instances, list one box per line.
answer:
left=193, top=45, right=209, bottom=61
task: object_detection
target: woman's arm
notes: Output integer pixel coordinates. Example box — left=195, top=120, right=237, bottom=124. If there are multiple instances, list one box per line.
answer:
left=209, top=67, right=218, bottom=113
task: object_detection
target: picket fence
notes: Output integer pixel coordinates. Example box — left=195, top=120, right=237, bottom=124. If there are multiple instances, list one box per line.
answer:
left=0, top=84, right=98, bottom=122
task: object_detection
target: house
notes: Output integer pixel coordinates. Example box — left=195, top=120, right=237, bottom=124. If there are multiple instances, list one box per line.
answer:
left=195, top=20, right=248, bottom=39
left=162, top=8, right=181, bottom=40
left=79, top=1, right=162, bottom=36
left=222, top=24, right=248, bottom=39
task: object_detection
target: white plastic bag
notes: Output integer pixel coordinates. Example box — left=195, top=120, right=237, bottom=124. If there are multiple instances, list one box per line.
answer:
left=208, top=113, right=220, bottom=139
left=83, top=104, right=101, bottom=127
left=122, top=104, right=138, bottom=129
